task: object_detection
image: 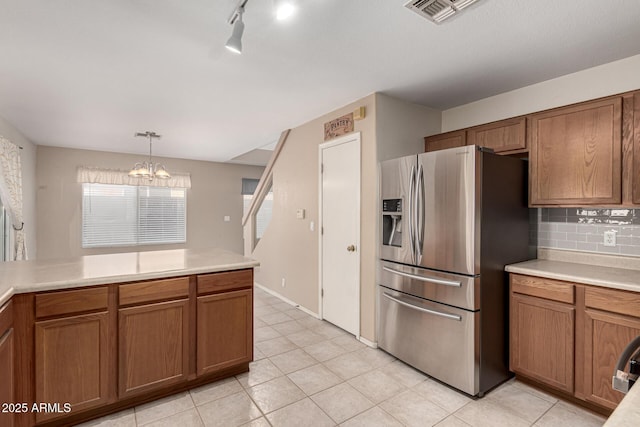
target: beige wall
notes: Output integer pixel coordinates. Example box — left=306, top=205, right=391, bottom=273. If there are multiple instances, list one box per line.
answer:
left=0, top=115, right=37, bottom=259
left=251, top=93, right=442, bottom=343
left=36, top=146, right=263, bottom=260
left=251, top=94, right=377, bottom=340
left=375, top=93, right=441, bottom=161
left=442, top=54, right=640, bottom=131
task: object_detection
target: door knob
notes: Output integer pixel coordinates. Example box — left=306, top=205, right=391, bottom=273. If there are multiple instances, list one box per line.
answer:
left=347, top=245, right=356, bottom=252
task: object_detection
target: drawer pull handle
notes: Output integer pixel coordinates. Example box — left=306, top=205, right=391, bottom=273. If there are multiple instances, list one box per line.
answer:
left=382, top=266, right=462, bottom=288
left=382, top=292, right=461, bottom=321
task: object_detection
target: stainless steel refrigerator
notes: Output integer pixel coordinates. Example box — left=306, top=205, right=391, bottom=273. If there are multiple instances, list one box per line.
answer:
left=378, top=145, right=532, bottom=396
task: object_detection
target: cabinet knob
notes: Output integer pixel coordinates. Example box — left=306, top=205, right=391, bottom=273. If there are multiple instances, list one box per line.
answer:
left=347, top=245, right=356, bottom=252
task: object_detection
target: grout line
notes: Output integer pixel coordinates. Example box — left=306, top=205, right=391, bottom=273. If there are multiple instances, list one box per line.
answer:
left=531, top=400, right=557, bottom=426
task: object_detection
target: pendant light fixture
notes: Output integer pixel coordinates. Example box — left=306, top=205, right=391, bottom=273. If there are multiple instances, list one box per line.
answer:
left=128, top=131, right=171, bottom=180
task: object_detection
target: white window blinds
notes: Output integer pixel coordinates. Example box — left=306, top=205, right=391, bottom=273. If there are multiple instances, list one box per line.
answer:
left=82, top=183, right=186, bottom=248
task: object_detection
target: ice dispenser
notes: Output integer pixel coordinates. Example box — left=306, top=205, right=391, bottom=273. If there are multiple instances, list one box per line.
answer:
left=382, top=199, right=402, bottom=247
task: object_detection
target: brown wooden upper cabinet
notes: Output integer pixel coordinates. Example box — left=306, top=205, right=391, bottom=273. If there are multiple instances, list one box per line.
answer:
left=425, top=118, right=526, bottom=154
left=467, top=117, right=527, bottom=153
left=529, top=96, right=623, bottom=206
left=424, top=130, right=466, bottom=152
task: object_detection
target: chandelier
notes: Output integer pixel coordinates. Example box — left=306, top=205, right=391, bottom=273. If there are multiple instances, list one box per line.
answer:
left=128, top=131, right=171, bottom=180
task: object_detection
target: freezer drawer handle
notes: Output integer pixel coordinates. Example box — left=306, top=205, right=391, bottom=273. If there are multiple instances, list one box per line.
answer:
left=382, top=266, right=462, bottom=288
left=382, top=292, right=462, bottom=321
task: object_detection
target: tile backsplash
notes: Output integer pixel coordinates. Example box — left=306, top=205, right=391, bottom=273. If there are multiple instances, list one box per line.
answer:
left=538, top=208, right=640, bottom=256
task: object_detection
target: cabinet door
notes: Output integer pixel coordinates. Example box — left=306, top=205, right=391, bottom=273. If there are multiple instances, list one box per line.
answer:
left=583, top=309, right=640, bottom=409
left=35, top=312, right=109, bottom=423
left=197, top=289, right=252, bottom=376
left=467, top=117, right=526, bottom=153
left=510, top=293, right=575, bottom=393
left=119, top=299, right=189, bottom=398
left=424, top=130, right=466, bottom=152
left=0, top=329, right=14, bottom=427
left=529, top=97, right=622, bottom=205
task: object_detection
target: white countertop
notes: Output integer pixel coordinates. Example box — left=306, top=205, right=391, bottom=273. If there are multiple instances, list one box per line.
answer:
left=0, top=248, right=259, bottom=306
left=604, top=383, right=640, bottom=427
left=506, top=249, right=640, bottom=425
left=505, top=259, right=640, bottom=292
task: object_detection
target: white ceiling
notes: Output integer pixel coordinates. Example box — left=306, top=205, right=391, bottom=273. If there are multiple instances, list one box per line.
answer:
left=1, top=0, right=640, bottom=163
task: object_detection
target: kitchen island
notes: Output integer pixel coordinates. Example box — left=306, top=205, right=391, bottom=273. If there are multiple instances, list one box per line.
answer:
left=0, top=248, right=258, bottom=427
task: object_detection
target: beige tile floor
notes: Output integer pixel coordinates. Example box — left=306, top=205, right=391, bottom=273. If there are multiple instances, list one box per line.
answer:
left=78, top=287, right=607, bottom=427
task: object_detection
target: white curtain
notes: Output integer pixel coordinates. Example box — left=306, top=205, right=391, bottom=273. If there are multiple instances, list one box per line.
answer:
left=0, top=136, right=26, bottom=260
left=77, top=166, right=192, bottom=188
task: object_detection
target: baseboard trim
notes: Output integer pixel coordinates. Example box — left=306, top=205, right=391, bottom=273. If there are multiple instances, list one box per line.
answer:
left=358, top=335, right=378, bottom=349
left=254, top=282, right=321, bottom=319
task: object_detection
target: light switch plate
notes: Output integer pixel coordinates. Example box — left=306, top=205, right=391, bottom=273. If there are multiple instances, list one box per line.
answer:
left=224, top=215, right=231, bottom=222
left=296, top=209, right=305, bottom=219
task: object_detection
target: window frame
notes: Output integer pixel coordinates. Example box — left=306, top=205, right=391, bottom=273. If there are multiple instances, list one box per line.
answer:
left=81, top=183, right=187, bottom=249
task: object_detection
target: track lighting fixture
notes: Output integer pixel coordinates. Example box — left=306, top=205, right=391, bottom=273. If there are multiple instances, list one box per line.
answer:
left=224, top=0, right=296, bottom=54
left=225, top=0, right=248, bottom=54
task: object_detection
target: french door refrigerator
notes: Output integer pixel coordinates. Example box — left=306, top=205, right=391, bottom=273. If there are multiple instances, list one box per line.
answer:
left=378, top=145, right=532, bottom=396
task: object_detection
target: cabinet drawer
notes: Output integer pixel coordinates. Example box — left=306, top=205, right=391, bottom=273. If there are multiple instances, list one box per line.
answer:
left=197, top=269, right=253, bottom=295
left=585, top=286, right=640, bottom=318
left=0, top=300, right=12, bottom=336
left=119, top=277, right=189, bottom=306
left=511, top=274, right=575, bottom=304
left=36, top=287, right=108, bottom=319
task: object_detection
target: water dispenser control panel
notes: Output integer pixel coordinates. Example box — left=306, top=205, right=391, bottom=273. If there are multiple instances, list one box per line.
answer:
left=383, top=199, right=402, bottom=213
left=382, top=199, right=402, bottom=247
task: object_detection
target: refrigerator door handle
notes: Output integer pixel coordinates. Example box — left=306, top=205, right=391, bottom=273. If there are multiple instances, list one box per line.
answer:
left=382, top=292, right=462, bottom=321
left=408, top=164, right=416, bottom=265
left=382, top=266, right=463, bottom=287
left=416, top=163, right=425, bottom=263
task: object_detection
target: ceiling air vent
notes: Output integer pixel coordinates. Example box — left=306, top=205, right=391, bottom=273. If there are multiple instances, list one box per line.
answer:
left=404, top=0, right=480, bottom=24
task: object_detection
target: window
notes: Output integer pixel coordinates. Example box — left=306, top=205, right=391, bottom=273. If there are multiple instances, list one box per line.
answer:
left=242, top=178, right=273, bottom=240
left=82, top=183, right=186, bottom=248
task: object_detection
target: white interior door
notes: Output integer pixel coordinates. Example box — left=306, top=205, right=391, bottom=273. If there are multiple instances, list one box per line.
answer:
left=320, top=134, right=360, bottom=336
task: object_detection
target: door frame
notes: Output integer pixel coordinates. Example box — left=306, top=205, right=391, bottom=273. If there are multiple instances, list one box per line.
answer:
left=318, top=132, right=361, bottom=338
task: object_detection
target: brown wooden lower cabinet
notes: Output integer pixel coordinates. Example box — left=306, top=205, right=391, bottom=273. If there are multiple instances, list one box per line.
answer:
left=510, top=273, right=640, bottom=412
left=510, top=293, right=575, bottom=393
left=197, top=289, right=252, bottom=376
left=0, top=300, right=14, bottom=427
left=10, top=268, right=253, bottom=426
left=583, top=309, right=640, bottom=408
left=34, top=312, right=110, bottom=423
left=118, top=299, right=190, bottom=398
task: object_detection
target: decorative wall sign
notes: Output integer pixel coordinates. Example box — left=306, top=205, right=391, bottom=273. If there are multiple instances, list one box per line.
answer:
left=324, top=113, right=354, bottom=141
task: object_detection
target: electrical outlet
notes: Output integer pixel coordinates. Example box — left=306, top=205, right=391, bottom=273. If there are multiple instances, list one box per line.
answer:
left=604, top=230, right=617, bottom=247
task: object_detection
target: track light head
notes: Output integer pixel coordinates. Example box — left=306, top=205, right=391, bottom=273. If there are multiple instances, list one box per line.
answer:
left=225, top=9, right=245, bottom=54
